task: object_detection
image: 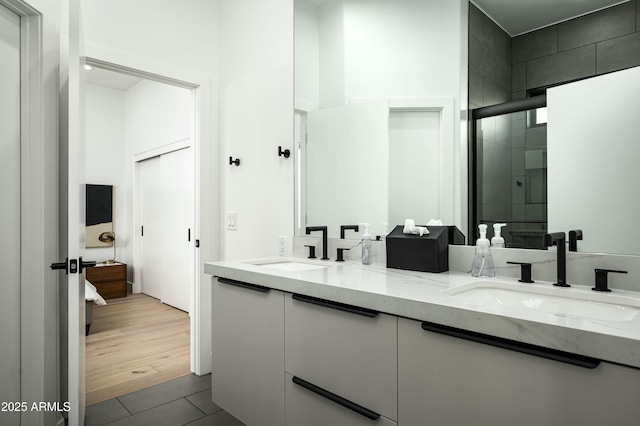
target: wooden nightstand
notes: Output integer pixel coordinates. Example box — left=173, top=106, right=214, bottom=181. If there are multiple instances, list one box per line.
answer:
left=86, top=262, right=127, bottom=300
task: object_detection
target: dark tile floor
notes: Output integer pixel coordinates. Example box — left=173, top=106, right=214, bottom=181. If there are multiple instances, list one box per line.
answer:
left=85, top=374, right=245, bottom=426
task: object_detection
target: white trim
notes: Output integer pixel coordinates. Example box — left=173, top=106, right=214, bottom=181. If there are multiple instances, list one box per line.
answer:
left=133, top=138, right=191, bottom=162
left=294, top=97, right=318, bottom=112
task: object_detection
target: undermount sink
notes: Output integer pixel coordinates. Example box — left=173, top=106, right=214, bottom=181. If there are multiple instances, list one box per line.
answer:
left=444, top=281, right=640, bottom=322
left=247, top=259, right=329, bottom=272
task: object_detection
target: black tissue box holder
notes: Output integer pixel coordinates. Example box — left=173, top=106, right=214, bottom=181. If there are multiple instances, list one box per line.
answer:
left=386, top=225, right=465, bottom=273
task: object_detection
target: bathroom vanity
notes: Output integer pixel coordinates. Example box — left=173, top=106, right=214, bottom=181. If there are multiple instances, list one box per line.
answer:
left=205, top=258, right=640, bottom=426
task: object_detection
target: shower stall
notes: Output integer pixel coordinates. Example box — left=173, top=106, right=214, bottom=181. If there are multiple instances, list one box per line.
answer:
left=470, top=95, right=547, bottom=248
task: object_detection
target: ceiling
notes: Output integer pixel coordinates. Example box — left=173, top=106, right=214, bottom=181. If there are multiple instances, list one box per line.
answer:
left=471, top=0, right=628, bottom=36
left=85, top=66, right=142, bottom=91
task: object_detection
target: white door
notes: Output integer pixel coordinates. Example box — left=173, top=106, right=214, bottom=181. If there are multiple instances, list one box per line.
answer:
left=161, top=147, right=192, bottom=312
left=139, top=155, right=164, bottom=300
left=388, top=110, right=441, bottom=226
left=139, top=148, right=193, bottom=312
left=58, top=0, right=89, bottom=424
left=0, top=5, right=21, bottom=425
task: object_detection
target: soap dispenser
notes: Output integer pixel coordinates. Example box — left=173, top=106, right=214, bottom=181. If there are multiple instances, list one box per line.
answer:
left=471, top=224, right=495, bottom=277
left=360, top=223, right=372, bottom=265
left=491, top=223, right=506, bottom=248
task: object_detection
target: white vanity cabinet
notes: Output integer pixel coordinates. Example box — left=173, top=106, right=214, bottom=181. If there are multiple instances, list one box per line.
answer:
left=285, top=373, right=398, bottom=426
left=284, top=294, right=398, bottom=424
left=211, top=277, right=284, bottom=426
left=398, top=317, right=640, bottom=426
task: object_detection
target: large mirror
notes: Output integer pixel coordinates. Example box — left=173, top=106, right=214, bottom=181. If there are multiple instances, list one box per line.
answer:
left=469, top=0, right=640, bottom=255
left=86, top=184, right=114, bottom=248
left=295, top=0, right=639, bottom=255
left=294, top=0, right=459, bottom=239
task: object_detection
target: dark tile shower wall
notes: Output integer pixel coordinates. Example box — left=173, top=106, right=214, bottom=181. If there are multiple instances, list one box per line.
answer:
left=512, top=0, right=640, bottom=99
left=469, top=3, right=513, bottom=229
left=468, top=3, right=512, bottom=110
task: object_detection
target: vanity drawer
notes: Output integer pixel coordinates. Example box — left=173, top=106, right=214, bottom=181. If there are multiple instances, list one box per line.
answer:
left=285, top=373, right=397, bottom=426
left=284, top=293, right=397, bottom=421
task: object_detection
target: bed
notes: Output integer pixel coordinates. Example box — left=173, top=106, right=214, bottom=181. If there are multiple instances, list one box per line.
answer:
left=85, top=280, right=107, bottom=335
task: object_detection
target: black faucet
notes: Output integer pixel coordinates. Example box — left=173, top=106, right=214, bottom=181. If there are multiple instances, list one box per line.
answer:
left=340, top=225, right=359, bottom=239
left=543, top=232, right=570, bottom=287
left=568, top=229, right=583, bottom=252
left=306, top=226, right=329, bottom=260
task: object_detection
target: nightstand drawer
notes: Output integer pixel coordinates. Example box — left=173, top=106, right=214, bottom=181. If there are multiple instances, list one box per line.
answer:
left=86, top=263, right=127, bottom=300
left=94, top=280, right=127, bottom=299
left=86, top=264, right=126, bottom=283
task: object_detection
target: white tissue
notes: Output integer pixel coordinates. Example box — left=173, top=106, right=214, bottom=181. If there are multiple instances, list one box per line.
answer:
left=403, top=219, right=416, bottom=234
left=426, top=218, right=443, bottom=226
left=403, top=219, right=429, bottom=236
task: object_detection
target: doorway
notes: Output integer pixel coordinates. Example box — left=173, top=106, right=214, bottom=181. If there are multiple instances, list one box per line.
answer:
left=83, top=63, right=196, bottom=404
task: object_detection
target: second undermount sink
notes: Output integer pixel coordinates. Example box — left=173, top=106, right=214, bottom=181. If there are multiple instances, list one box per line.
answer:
left=444, top=281, right=640, bottom=322
left=246, top=259, right=330, bottom=272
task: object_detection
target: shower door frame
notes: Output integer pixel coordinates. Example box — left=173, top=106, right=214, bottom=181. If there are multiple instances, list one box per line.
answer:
left=468, top=95, right=547, bottom=244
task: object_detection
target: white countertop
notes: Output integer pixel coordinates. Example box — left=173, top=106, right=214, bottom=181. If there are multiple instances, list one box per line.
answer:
left=205, top=257, right=640, bottom=369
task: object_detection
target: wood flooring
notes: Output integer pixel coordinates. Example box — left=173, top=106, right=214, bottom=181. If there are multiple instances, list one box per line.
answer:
left=85, top=293, right=191, bottom=406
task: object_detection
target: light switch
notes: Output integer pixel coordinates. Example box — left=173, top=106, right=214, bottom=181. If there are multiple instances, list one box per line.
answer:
left=226, top=212, right=237, bottom=230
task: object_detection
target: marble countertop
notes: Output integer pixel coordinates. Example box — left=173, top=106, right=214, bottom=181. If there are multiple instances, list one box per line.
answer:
left=205, top=257, right=640, bottom=369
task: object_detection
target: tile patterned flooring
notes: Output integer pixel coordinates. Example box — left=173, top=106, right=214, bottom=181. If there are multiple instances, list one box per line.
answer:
left=85, top=374, right=245, bottom=426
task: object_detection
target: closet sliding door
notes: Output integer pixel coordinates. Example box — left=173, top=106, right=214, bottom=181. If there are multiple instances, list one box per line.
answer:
left=160, top=148, right=192, bottom=313
left=139, top=147, right=192, bottom=313
left=139, top=156, right=164, bottom=301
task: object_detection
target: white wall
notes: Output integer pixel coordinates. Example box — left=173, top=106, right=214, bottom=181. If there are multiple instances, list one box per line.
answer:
left=218, top=0, right=295, bottom=260
left=84, top=84, right=126, bottom=264
left=81, top=0, right=216, bottom=74
left=295, top=0, right=320, bottom=109
left=126, top=80, right=193, bottom=156
left=297, top=0, right=465, bottom=106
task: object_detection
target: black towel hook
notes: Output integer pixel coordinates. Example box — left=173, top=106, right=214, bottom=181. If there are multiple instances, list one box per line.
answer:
left=229, top=156, right=240, bottom=166
left=278, top=146, right=291, bottom=158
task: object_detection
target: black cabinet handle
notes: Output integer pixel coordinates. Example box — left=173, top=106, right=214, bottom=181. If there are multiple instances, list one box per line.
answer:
left=292, top=294, right=379, bottom=318
left=217, top=277, right=270, bottom=293
left=421, top=321, right=600, bottom=369
left=292, top=376, right=380, bottom=421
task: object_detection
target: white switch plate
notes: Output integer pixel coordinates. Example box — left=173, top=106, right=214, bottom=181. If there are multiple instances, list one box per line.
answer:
left=278, top=235, right=287, bottom=256
left=226, top=212, right=237, bottom=230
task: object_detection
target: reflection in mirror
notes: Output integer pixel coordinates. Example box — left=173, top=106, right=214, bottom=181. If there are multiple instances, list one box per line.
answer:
left=296, top=102, right=442, bottom=238
left=471, top=97, right=547, bottom=249
left=86, top=184, right=114, bottom=248
left=294, top=0, right=456, bottom=239
left=469, top=0, right=640, bottom=255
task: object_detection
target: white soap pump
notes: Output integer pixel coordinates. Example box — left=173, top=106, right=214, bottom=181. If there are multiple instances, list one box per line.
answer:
left=359, top=223, right=372, bottom=265
left=471, top=224, right=495, bottom=277
left=491, top=223, right=507, bottom=248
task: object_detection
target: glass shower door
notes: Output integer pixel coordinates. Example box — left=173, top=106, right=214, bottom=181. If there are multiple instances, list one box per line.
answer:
left=471, top=97, right=547, bottom=249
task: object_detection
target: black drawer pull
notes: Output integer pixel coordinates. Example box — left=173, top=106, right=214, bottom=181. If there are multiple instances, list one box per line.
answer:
left=292, top=376, right=380, bottom=421
left=292, top=294, right=379, bottom=318
left=217, top=277, right=270, bottom=293
left=421, top=321, right=600, bottom=369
